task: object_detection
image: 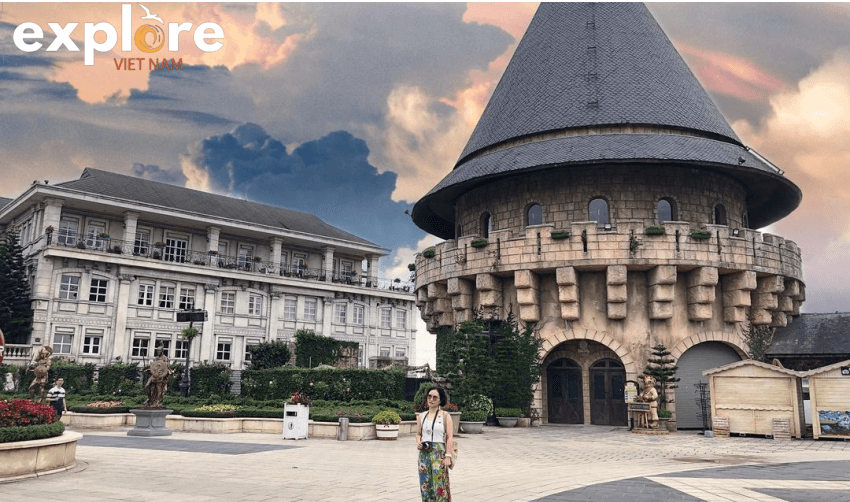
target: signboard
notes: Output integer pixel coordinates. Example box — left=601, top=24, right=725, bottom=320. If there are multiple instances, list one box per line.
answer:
left=628, top=402, right=650, bottom=412
left=0, top=328, right=5, bottom=364
left=624, top=381, right=637, bottom=402
left=176, top=311, right=208, bottom=323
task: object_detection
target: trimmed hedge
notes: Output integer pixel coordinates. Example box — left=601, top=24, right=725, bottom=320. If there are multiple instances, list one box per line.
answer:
left=97, top=363, right=142, bottom=395
left=0, top=421, right=65, bottom=443
left=189, top=364, right=232, bottom=398
left=16, top=361, right=97, bottom=395
left=69, top=405, right=133, bottom=414
left=241, top=367, right=405, bottom=402
left=294, top=330, right=357, bottom=368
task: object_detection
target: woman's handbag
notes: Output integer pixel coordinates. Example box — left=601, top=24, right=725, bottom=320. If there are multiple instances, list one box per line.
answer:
left=443, top=411, right=458, bottom=469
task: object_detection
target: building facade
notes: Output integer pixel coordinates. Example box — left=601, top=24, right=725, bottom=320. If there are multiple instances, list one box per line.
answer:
left=411, top=3, right=805, bottom=428
left=0, top=168, right=415, bottom=372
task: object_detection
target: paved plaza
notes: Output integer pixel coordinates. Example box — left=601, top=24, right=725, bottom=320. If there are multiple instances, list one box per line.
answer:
left=4, top=425, right=850, bottom=501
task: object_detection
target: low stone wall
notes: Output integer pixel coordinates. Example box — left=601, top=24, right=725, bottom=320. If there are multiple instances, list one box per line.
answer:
left=60, top=412, right=419, bottom=439
left=0, top=431, right=82, bottom=481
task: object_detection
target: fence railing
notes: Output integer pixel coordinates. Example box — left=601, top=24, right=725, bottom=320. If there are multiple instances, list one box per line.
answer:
left=47, top=234, right=414, bottom=292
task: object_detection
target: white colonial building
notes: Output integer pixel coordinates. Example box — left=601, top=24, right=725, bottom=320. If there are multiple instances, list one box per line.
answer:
left=0, top=168, right=415, bottom=372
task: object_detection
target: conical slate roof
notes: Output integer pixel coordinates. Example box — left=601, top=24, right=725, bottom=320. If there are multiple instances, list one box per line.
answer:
left=412, top=3, right=801, bottom=239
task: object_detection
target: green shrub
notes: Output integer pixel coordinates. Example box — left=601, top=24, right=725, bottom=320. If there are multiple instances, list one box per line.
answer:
left=97, top=363, right=141, bottom=396
left=16, top=361, right=96, bottom=395
left=494, top=407, right=522, bottom=417
left=645, top=226, right=666, bottom=235
left=657, top=408, right=673, bottom=419
left=235, top=408, right=285, bottom=418
left=470, top=238, right=488, bottom=248
left=294, top=330, right=357, bottom=368
left=190, top=363, right=232, bottom=398
left=70, top=405, right=133, bottom=414
left=373, top=410, right=401, bottom=424
left=247, top=340, right=292, bottom=370
left=460, top=410, right=487, bottom=422
left=462, top=394, right=493, bottom=415
left=690, top=229, right=711, bottom=239
left=422, top=248, right=436, bottom=259
left=241, top=367, right=405, bottom=402
left=412, top=381, right=433, bottom=411
left=178, top=409, right=234, bottom=418
left=550, top=231, right=570, bottom=239
left=0, top=421, right=65, bottom=443
left=408, top=263, right=416, bottom=271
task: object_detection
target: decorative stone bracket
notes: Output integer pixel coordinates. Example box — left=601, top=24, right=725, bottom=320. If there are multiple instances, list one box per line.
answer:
left=687, top=267, right=718, bottom=321
left=447, top=277, right=474, bottom=324
left=427, top=282, right=453, bottom=328
left=752, top=275, right=784, bottom=326
left=556, top=266, right=579, bottom=321
left=606, top=265, right=627, bottom=320
left=476, top=273, right=503, bottom=319
left=648, top=265, right=676, bottom=320
left=515, top=270, right=540, bottom=322
left=721, top=271, right=756, bottom=323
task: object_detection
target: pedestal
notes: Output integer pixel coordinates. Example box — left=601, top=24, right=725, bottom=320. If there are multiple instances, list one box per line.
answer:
left=128, top=409, right=173, bottom=437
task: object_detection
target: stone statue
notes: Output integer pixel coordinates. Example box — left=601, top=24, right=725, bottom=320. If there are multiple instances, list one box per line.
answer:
left=28, top=345, right=54, bottom=402
left=142, top=345, right=174, bottom=408
left=635, top=374, right=659, bottom=429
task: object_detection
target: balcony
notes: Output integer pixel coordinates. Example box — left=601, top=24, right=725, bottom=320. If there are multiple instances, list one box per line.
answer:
left=43, top=235, right=414, bottom=293
left=2, top=344, right=33, bottom=366
left=415, top=220, right=803, bottom=288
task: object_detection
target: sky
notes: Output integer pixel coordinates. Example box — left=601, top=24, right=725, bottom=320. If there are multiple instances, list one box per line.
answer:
left=2, top=2, right=850, bottom=364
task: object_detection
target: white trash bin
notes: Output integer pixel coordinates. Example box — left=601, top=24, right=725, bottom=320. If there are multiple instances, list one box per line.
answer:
left=283, top=404, right=309, bottom=440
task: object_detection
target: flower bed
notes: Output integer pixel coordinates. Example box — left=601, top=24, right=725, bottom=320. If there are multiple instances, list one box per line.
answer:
left=0, top=421, right=65, bottom=443
left=1, top=399, right=57, bottom=428
left=0, top=398, right=77, bottom=481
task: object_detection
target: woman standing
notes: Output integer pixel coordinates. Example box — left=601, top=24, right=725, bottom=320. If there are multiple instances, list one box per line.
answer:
left=416, top=386, right=454, bottom=501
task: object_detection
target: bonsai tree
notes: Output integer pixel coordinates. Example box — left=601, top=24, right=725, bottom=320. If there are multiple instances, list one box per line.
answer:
left=372, top=410, right=401, bottom=425
left=644, top=344, right=679, bottom=410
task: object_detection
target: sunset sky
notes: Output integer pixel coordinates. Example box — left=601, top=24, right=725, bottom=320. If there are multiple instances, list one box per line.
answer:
left=2, top=2, right=849, bottom=347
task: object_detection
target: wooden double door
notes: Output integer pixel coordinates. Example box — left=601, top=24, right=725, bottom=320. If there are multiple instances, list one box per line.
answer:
left=547, top=359, right=583, bottom=424
left=590, top=359, right=627, bottom=426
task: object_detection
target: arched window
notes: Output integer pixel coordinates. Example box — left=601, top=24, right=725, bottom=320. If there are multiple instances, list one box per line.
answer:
left=527, top=203, right=542, bottom=227
left=455, top=224, right=462, bottom=239
left=480, top=213, right=492, bottom=238
left=741, top=211, right=749, bottom=229
left=714, top=204, right=727, bottom=226
left=589, top=198, right=609, bottom=225
left=657, top=198, right=676, bottom=223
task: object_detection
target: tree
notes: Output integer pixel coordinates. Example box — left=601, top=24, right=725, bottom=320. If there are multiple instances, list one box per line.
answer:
left=0, top=233, right=33, bottom=344
left=246, top=340, right=292, bottom=370
left=741, top=318, right=775, bottom=362
left=644, top=344, right=679, bottom=410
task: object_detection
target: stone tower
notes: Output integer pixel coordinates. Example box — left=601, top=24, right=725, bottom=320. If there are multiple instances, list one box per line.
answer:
left=411, top=3, right=804, bottom=428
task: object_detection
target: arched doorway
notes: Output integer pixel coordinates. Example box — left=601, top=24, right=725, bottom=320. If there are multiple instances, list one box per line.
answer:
left=590, top=358, right=627, bottom=426
left=547, top=358, right=583, bottom=424
left=676, top=341, right=742, bottom=428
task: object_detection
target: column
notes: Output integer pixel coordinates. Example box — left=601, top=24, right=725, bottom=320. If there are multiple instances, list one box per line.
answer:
left=321, top=297, right=333, bottom=336
left=323, top=246, right=334, bottom=282
left=199, top=284, right=218, bottom=363
left=111, top=274, right=134, bottom=362
left=367, top=254, right=379, bottom=286
left=270, top=237, right=283, bottom=275
left=41, top=197, right=64, bottom=239
left=268, top=291, right=282, bottom=342
left=122, top=211, right=139, bottom=245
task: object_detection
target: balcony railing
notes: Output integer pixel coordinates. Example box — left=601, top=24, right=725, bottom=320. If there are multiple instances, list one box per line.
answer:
left=2, top=344, right=33, bottom=363
left=46, top=234, right=413, bottom=293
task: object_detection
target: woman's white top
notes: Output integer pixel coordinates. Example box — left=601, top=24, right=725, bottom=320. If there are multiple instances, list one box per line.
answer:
left=421, top=411, right=446, bottom=444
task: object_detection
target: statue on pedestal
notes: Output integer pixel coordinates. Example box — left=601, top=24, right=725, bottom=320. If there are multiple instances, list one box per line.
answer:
left=28, top=345, right=54, bottom=402
left=142, top=345, right=174, bottom=408
left=635, top=374, right=659, bottom=429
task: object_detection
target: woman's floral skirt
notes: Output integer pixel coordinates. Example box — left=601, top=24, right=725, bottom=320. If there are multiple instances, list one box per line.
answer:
left=418, top=442, right=451, bottom=501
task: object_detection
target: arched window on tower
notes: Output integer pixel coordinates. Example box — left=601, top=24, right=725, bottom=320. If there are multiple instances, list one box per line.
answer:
left=714, top=204, right=727, bottom=226
left=527, top=203, right=542, bottom=227
left=589, top=198, right=609, bottom=225
left=741, top=211, right=749, bottom=229
left=657, top=198, right=677, bottom=223
left=481, top=213, right=492, bottom=238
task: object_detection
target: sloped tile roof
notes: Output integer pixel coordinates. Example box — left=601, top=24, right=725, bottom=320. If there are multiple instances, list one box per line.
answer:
left=412, top=2, right=802, bottom=239
left=458, top=3, right=740, bottom=163
left=0, top=197, right=11, bottom=211
left=55, top=169, right=378, bottom=247
left=768, top=313, right=850, bottom=356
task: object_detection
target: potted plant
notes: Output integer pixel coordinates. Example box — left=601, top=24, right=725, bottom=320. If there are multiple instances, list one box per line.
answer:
left=690, top=229, right=711, bottom=240
left=408, top=263, right=415, bottom=271
left=459, top=410, right=487, bottom=434
left=657, top=408, right=675, bottom=432
left=495, top=407, right=522, bottom=428
left=99, top=232, right=111, bottom=240
left=443, top=402, right=461, bottom=436
left=76, top=241, right=87, bottom=249
left=285, top=392, right=311, bottom=440
left=422, top=248, right=436, bottom=259
left=645, top=226, right=666, bottom=235
left=470, top=238, right=488, bottom=248
left=550, top=230, right=570, bottom=240
left=45, top=225, right=54, bottom=244
left=373, top=410, right=401, bottom=440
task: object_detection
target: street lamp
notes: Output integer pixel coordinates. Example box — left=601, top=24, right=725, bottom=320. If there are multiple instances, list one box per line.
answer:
left=176, top=309, right=207, bottom=398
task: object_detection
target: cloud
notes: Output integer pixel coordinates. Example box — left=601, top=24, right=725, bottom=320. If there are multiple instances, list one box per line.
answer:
left=180, top=123, right=428, bottom=254
left=733, top=53, right=850, bottom=313
left=132, top=163, right=187, bottom=185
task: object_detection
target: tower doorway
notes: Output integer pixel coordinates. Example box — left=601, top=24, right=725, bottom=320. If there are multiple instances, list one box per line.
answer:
left=547, top=358, right=583, bottom=424
left=589, top=358, right=627, bottom=426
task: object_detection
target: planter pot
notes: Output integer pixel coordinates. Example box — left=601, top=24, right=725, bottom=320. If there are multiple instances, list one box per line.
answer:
left=448, top=412, right=461, bottom=436
left=666, top=419, right=677, bottom=432
left=460, top=421, right=485, bottom=434
left=375, top=423, right=400, bottom=440
left=497, top=417, right=518, bottom=428
left=516, top=417, right=530, bottom=428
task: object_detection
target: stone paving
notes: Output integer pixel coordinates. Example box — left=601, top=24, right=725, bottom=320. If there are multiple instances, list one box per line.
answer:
left=3, top=424, right=850, bottom=501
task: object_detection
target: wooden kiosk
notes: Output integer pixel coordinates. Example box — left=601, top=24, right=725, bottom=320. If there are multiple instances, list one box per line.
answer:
left=704, top=360, right=805, bottom=438
left=803, top=359, right=850, bottom=439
